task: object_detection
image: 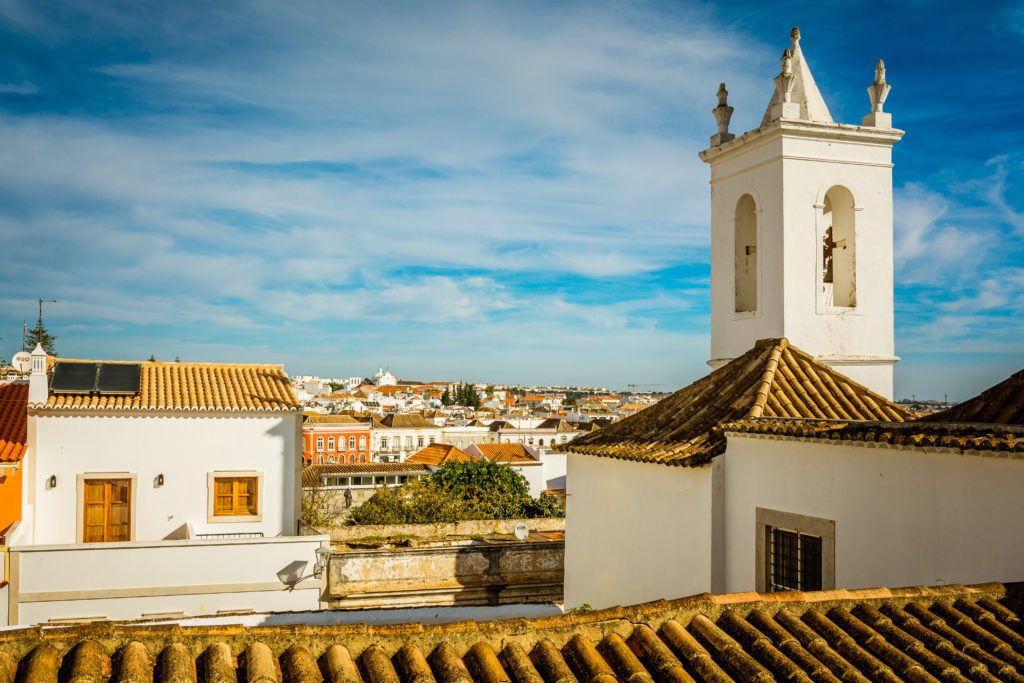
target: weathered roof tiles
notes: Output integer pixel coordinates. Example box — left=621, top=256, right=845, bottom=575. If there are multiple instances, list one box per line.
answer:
left=2, top=583, right=1024, bottom=683
left=564, top=338, right=910, bottom=466
left=720, top=418, right=1024, bottom=454
left=39, top=360, right=298, bottom=412
left=0, top=382, right=28, bottom=462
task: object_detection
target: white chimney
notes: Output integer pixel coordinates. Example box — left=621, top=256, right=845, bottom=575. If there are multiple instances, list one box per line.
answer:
left=28, top=343, right=48, bottom=404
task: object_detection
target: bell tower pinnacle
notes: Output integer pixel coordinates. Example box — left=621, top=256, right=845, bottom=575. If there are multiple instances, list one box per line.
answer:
left=699, top=28, right=904, bottom=399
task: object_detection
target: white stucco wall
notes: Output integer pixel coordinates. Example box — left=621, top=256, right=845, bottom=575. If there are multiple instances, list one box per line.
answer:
left=28, top=410, right=301, bottom=545
left=10, top=535, right=327, bottom=625
left=511, top=464, right=545, bottom=498
left=564, top=454, right=713, bottom=609
left=704, top=123, right=901, bottom=399
left=723, top=435, right=1024, bottom=593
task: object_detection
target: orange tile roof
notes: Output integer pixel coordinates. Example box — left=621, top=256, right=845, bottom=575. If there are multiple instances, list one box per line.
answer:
left=0, top=582, right=1019, bottom=683
left=405, top=443, right=478, bottom=466
left=304, top=414, right=369, bottom=425
left=0, top=383, right=28, bottom=462
left=564, top=338, right=910, bottom=466
left=471, top=443, right=539, bottom=463
left=39, top=360, right=298, bottom=412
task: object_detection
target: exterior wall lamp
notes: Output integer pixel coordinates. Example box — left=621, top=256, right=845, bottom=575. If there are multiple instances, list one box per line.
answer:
left=314, top=546, right=331, bottom=578
left=47, top=475, right=57, bottom=489
left=156, top=473, right=165, bottom=487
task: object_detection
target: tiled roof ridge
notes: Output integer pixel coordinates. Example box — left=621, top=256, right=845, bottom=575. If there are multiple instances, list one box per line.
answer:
left=563, top=338, right=909, bottom=466
left=919, top=367, right=1024, bottom=425
left=0, top=582, right=1012, bottom=659
left=719, top=417, right=1024, bottom=453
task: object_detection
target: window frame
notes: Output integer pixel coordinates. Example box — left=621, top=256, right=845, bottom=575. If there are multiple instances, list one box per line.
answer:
left=76, top=472, right=138, bottom=543
left=327, top=436, right=335, bottom=451
left=755, top=507, right=834, bottom=593
left=207, top=471, right=264, bottom=523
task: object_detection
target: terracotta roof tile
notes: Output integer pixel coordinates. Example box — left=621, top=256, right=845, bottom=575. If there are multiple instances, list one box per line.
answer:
left=305, top=414, right=370, bottom=425
left=919, top=368, right=1024, bottom=425
left=406, top=443, right=479, bottom=466
left=0, top=382, right=28, bottom=462
left=563, top=338, right=910, bottom=466
left=39, top=360, right=298, bottom=412
left=720, top=418, right=1024, bottom=453
left=372, top=414, right=438, bottom=429
left=471, top=443, right=539, bottom=463
left=1, top=582, right=1021, bottom=683
left=302, top=463, right=432, bottom=486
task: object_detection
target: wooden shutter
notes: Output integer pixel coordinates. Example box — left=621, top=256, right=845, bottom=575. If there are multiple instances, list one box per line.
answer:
left=83, top=478, right=131, bottom=543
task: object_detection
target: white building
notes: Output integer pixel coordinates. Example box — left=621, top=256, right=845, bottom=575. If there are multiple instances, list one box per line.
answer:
left=564, top=338, right=908, bottom=609
left=371, top=413, right=442, bottom=462
left=564, top=28, right=1024, bottom=612
left=372, top=368, right=398, bottom=387
left=701, top=28, right=901, bottom=399
left=3, top=346, right=327, bottom=625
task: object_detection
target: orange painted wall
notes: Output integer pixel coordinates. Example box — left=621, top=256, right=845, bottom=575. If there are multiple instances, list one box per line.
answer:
left=302, top=428, right=371, bottom=464
left=0, top=466, right=22, bottom=539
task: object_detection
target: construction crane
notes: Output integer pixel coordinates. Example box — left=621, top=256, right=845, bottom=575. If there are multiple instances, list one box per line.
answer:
left=627, top=383, right=663, bottom=392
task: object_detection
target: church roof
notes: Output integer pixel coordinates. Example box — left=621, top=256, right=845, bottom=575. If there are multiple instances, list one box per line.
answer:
left=918, top=368, right=1024, bottom=425
left=760, top=27, right=834, bottom=128
left=563, top=338, right=910, bottom=466
left=1, top=582, right=1021, bottom=683
left=719, top=418, right=1024, bottom=455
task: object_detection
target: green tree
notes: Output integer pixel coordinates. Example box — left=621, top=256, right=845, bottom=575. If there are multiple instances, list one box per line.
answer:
left=346, top=460, right=565, bottom=525
left=441, top=388, right=452, bottom=406
left=327, top=381, right=346, bottom=393
left=25, top=317, right=56, bottom=355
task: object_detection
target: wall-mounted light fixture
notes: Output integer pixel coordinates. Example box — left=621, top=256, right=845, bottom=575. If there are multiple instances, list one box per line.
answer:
left=155, top=473, right=165, bottom=487
left=47, top=474, right=57, bottom=489
left=314, top=546, right=331, bottom=578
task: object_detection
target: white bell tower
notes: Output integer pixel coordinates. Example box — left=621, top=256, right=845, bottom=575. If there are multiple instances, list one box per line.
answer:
left=699, top=28, right=903, bottom=399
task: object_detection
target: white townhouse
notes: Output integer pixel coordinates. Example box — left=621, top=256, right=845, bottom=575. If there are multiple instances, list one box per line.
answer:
left=2, top=347, right=326, bottom=626
left=370, top=413, right=442, bottom=462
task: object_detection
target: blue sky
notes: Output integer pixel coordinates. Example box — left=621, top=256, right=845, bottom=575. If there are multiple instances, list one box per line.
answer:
left=0, top=0, right=1022, bottom=400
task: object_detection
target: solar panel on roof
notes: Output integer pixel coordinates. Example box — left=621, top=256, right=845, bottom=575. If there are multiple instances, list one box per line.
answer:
left=96, top=363, right=142, bottom=395
left=50, top=362, right=99, bottom=393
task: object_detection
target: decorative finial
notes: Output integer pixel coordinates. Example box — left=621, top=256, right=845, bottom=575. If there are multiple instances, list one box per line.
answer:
left=775, top=48, right=795, bottom=104
left=863, top=58, right=893, bottom=127
left=710, top=83, right=735, bottom=147
left=790, top=27, right=801, bottom=45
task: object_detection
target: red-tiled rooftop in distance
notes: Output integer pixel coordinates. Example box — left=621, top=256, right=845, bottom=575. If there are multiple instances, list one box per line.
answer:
left=1, top=582, right=1023, bottom=683
left=302, top=463, right=431, bottom=487
left=0, top=382, right=28, bottom=462
left=471, top=443, right=539, bottom=463
left=406, top=443, right=478, bottom=466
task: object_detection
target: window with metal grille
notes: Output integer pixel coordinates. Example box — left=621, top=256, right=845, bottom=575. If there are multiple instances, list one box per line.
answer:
left=768, top=527, right=822, bottom=592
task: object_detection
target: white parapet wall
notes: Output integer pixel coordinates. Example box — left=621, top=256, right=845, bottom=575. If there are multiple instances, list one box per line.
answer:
left=7, top=535, right=329, bottom=626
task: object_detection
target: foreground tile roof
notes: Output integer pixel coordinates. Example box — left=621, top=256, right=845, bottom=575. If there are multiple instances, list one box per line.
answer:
left=0, top=382, right=28, bottom=462
left=38, top=360, right=299, bottom=412
left=406, top=443, right=478, bottom=467
left=919, top=368, right=1024, bottom=425
left=2, top=583, right=1023, bottom=683
left=302, top=463, right=432, bottom=486
left=720, top=418, right=1024, bottom=454
left=564, top=338, right=910, bottom=466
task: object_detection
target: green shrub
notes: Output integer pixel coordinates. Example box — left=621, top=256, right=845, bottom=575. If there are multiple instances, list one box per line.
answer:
left=345, top=460, right=566, bottom=525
